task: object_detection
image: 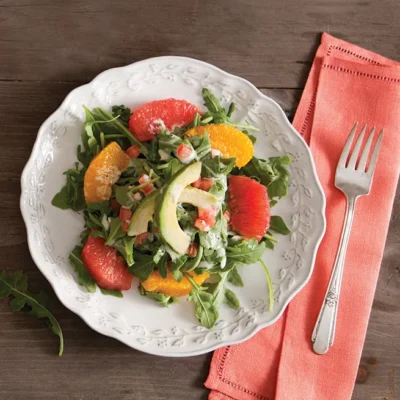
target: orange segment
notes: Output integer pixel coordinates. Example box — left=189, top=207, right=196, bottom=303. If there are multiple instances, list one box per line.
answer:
left=186, top=124, right=254, bottom=168
left=142, top=270, right=209, bottom=297
left=84, top=142, right=131, bottom=204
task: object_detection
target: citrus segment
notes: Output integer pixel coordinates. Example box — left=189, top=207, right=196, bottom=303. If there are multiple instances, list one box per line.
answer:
left=185, top=124, right=254, bottom=167
left=84, top=142, right=130, bottom=204
left=142, top=270, right=209, bottom=297
left=129, top=99, right=201, bottom=141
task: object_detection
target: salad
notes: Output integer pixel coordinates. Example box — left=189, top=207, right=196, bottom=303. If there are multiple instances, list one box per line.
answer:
left=52, top=89, right=291, bottom=328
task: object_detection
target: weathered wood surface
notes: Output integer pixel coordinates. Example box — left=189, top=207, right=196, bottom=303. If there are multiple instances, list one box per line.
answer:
left=0, top=0, right=399, bottom=399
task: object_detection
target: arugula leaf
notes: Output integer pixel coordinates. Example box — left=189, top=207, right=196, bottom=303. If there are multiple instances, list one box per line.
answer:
left=105, top=218, right=126, bottom=246
left=227, top=266, right=244, bottom=287
left=157, top=158, right=182, bottom=181
left=224, top=287, right=240, bottom=310
left=158, top=132, right=183, bottom=157
left=111, top=105, right=132, bottom=127
left=156, top=253, right=169, bottom=279
left=269, top=216, right=291, bottom=235
left=86, top=201, right=110, bottom=215
left=0, top=271, right=64, bottom=356
left=182, top=246, right=203, bottom=272
left=52, top=164, right=86, bottom=211
left=100, top=288, right=123, bottom=298
left=259, top=258, right=274, bottom=312
left=114, top=185, right=134, bottom=208
left=189, top=132, right=211, bottom=159
left=226, top=239, right=266, bottom=264
left=129, top=252, right=154, bottom=281
left=69, top=245, right=96, bottom=293
left=185, top=272, right=218, bottom=329
left=114, top=237, right=135, bottom=266
left=202, top=88, right=223, bottom=114
left=139, top=285, right=178, bottom=307
left=170, top=255, right=187, bottom=282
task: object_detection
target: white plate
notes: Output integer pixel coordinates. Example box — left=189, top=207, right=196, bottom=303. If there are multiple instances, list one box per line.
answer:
left=20, top=57, right=326, bottom=356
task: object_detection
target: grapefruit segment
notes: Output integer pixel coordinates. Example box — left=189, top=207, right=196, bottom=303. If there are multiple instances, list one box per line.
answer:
left=81, top=236, right=133, bottom=291
left=228, top=175, right=270, bottom=241
left=129, top=99, right=201, bottom=141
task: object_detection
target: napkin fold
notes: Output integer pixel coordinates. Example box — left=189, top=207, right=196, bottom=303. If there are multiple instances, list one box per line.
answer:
left=205, top=33, right=400, bottom=400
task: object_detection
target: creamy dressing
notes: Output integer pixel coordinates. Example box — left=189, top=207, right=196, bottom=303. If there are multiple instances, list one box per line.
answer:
left=158, top=149, right=171, bottom=161
left=169, top=184, right=184, bottom=203
left=179, top=149, right=197, bottom=164
left=101, top=214, right=110, bottom=231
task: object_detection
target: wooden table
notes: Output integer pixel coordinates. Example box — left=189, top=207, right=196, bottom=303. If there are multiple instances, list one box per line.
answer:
left=0, top=1, right=399, bottom=399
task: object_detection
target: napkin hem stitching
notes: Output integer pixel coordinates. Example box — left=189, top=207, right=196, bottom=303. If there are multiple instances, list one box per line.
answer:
left=322, top=64, right=400, bottom=83
left=217, top=346, right=272, bottom=400
left=327, top=45, right=382, bottom=65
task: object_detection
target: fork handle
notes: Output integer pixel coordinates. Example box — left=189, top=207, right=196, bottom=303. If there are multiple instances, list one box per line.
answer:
left=312, top=196, right=357, bottom=355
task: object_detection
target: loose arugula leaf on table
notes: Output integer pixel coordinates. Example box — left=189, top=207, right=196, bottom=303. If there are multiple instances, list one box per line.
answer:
left=114, top=237, right=135, bottom=266
left=0, top=271, right=64, bottom=356
left=184, top=272, right=218, bottom=329
left=52, top=164, right=86, bottom=211
left=129, top=252, right=155, bottom=281
left=111, top=105, right=132, bottom=127
left=69, top=245, right=97, bottom=293
left=100, top=288, right=123, bottom=298
left=139, top=285, right=178, bottom=307
left=269, top=216, right=291, bottom=235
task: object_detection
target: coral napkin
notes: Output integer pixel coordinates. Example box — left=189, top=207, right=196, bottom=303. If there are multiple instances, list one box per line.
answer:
left=205, top=33, right=400, bottom=400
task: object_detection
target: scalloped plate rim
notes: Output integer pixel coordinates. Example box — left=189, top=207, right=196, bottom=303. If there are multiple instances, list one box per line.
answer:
left=20, top=56, right=326, bottom=357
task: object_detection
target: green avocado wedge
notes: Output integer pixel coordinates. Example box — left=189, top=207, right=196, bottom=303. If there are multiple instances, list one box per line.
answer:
left=156, top=162, right=202, bottom=254
left=128, top=185, right=218, bottom=237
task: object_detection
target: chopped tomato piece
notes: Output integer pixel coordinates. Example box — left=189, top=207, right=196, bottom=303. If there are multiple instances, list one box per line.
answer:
left=176, top=143, right=193, bottom=161
left=122, top=220, right=129, bottom=232
left=135, top=232, right=149, bottom=245
left=187, top=243, right=198, bottom=257
left=138, top=174, right=154, bottom=195
left=126, top=144, right=141, bottom=159
left=138, top=174, right=150, bottom=184
left=110, top=199, right=121, bottom=212
left=195, top=206, right=218, bottom=232
left=119, top=207, right=133, bottom=222
left=191, top=177, right=215, bottom=191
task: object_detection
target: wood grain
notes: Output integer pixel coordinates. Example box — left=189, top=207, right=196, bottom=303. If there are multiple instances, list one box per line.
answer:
left=0, top=0, right=399, bottom=398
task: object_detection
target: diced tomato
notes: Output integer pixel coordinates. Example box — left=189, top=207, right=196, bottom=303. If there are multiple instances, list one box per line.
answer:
left=122, top=221, right=129, bottom=232
left=191, top=177, right=215, bottom=191
left=126, top=145, right=141, bottom=159
left=176, top=143, right=193, bottom=161
left=139, top=174, right=151, bottom=184
left=81, top=236, right=132, bottom=291
left=187, top=243, right=198, bottom=257
left=110, top=199, right=121, bottom=212
left=119, top=207, right=133, bottom=222
left=141, top=184, right=154, bottom=195
left=195, top=206, right=218, bottom=232
left=135, top=232, right=149, bottom=245
left=191, top=177, right=201, bottom=189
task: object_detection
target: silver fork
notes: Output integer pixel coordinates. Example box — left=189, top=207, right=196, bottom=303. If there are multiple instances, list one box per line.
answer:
left=312, top=123, right=384, bottom=355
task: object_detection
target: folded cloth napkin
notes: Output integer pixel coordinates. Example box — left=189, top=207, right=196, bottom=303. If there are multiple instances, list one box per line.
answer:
left=205, top=33, right=400, bottom=400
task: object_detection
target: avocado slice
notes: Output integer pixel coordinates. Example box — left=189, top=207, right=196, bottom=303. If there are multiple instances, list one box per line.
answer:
left=157, top=162, right=201, bottom=254
left=128, top=186, right=218, bottom=237
left=128, top=190, right=159, bottom=236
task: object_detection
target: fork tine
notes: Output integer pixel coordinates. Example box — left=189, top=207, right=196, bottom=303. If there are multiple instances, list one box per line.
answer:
left=367, top=129, right=384, bottom=175
left=338, top=122, right=358, bottom=166
left=348, top=124, right=367, bottom=169
left=357, top=127, right=375, bottom=172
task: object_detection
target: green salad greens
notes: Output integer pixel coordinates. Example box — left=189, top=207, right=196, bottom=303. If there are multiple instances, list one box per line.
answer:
left=52, top=88, right=291, bottom=328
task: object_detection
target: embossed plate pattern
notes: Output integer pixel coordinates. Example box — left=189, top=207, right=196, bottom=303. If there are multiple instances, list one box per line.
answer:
left=20, top=57, right=326, bottom=356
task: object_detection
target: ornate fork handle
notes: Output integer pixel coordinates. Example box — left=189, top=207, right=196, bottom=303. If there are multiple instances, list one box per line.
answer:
left=312, top=195, right=357, bottom=355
